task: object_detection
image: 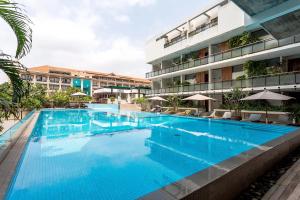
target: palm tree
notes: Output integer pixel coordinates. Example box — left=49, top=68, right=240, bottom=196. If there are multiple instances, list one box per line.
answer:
left=0, top=0, right=32, bottom=59
left=0, top=0, right=32, bottom=99
left=0, top=0, right=32, bottom=125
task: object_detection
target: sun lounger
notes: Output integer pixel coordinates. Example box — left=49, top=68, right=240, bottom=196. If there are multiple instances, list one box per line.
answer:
left=273, top=115, right=290, bottom=125
left=221, top=112, right=232, bottom=120
left=177, top=110, right=192, bottom=116
left=242, top=114, right=262, bottom=122
left=202, top=111, right=215, bottom=118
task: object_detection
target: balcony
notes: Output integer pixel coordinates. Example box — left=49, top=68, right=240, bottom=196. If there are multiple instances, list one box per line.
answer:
left=188, top=20, right=218, bottom=37
left=146, top=71, right=300, bottom=95
left=146, top=57, right=208, bottom=78
left=210, top=34, right=300, bottom=62
left=163, top=21, right=218, bottom=49
left=164, top=34, right=187, bottom=48
left=146, top=34, right=300, bottom=79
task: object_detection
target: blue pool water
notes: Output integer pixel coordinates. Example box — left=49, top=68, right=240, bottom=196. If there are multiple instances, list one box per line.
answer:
left=6, top=110, right=298, bottom=200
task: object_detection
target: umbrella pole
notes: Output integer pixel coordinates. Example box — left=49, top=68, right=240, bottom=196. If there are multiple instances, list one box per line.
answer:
left=265, top=106, right=268, bottom=124
left=198, top=101, right=200, bottom=117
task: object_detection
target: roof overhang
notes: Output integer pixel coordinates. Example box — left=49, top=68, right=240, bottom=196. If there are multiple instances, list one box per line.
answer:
left=231, top=0, right=289, bottom=16
left=262, top=8, right=300, bottom=39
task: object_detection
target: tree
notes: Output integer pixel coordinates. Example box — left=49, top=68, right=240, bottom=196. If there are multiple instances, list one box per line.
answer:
left=20, top=84, right=47, bottom=110
left=0, top=0, right=32, bottom=130
left=167, top=95, right=181, bottom=112
left=134, top=97, right=149, bottom=111
left=224, top=88, right=248, bottom=118
left=0, top=0, right=33, bottom=59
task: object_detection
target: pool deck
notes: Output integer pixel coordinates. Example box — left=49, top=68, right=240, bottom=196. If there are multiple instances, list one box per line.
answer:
left=0, top=112, right=39, bottom=200
left=263, top=158, right=300, bottom=200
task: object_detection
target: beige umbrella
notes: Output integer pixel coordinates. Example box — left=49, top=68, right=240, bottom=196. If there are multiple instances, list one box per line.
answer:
left=241, top=90, right=294, bottom=123
left=71, top=92, right=87, bottom=97
left=148, top=96, right=167, bottom=109
left=183, top=94, right=216, bottom=116
left=71, top=92, right=87, bottom=108
left=148, top=96, right=168, bottom=101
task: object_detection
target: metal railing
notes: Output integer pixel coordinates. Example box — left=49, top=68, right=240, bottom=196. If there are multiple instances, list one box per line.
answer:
left=146, top=34, right=300, bottom=79
left=164, top=21, right=218, bottom=48
left=146, top=71, right=300, bottom=95
left=188, top=21, right=218, bottom=37
left=164, top=34, right=187, bottom=48
left=210, top=34, right=300, bottom=62
left=146, top=57, right=208, bottom=78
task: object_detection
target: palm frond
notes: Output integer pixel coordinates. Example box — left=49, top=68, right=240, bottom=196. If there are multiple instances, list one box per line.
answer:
left=0, top=0, right=32, bottom=59
left=0, top=53, right=26, bottom=102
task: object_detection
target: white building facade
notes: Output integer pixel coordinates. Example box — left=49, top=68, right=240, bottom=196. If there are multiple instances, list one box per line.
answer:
left=145, top=0, right=300, bottom=111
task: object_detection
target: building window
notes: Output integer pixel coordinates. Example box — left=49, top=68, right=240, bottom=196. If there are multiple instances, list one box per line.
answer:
left=61, top=85, right=70, bottom=91
left=21, top=74, right=33, bottom=81
left=61, top=78, right=71, bottom=84
left=49, top=77, right=60, bottom=83
left=232, top=65, right=243, bottom=72
left=49, top=84, right=59, bottom=90
left=36, top=75, right=47, bottom=82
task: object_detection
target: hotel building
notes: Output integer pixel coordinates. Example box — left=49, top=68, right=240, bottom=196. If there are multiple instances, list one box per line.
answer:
left=145, top=0, right=300, bottom=110
left=20, top=66, right=150, bottom=101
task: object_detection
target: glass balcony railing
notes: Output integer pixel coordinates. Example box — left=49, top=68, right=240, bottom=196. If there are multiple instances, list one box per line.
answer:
left=146, top=34, right=300, bottom=79
left=146, top=71, right=300, bottom=95
left=146, top=57, right=208, bottom=78
left=188, top=21, right=218, bottom=37
left=210, top=35, right=300, bottom=62
left=164, top=34, right=187, bottom=48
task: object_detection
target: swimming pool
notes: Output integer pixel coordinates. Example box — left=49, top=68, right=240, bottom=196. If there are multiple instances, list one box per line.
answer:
left=5, top=109, right=298, bottom=200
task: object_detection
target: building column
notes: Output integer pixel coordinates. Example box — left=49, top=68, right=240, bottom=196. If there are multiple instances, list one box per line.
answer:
left=208, top=68, right=213, bottom=112
left=80, top=79, right=83, bottom=92
left=33, top=75, right=36, bottom=85
left=90, top=80, right=93, bottom=97
left=208, top=43, right=213, bottom=63
left=47, top=76, right=50, bottom=91
left=59, top=77, right=62, bottom=91
left=187, top=20, right=191, bottom=39
left=160, top=80, right=163, bottom=89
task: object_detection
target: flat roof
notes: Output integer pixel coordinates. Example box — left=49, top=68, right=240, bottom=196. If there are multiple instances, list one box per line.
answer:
left=27, top=65, right=150, bottom=83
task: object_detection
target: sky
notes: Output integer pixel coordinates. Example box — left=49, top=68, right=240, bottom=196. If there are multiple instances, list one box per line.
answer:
left=0, top=0, right=211, bottom=82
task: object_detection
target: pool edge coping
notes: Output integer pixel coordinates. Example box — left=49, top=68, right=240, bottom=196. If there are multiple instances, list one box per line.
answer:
left=140, top=128, right=300, bottom=200
left=0, top=111, right=40, bottom=200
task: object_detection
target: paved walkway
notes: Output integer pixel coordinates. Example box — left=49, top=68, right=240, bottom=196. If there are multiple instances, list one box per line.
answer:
left=263, top=159, right=300, bottom=200
left=0, top=120, right=18, bottom=135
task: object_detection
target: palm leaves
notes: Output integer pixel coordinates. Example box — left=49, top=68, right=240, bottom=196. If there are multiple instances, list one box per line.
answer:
left=0, top=0, right=32, bottom=59
left=0, top=53, right=27, bottom=102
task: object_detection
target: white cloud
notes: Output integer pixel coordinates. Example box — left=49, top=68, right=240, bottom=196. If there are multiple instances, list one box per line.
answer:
left=0, top=0, right=157, bottom=83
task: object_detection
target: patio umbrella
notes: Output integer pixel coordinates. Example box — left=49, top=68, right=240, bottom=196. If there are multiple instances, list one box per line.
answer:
left=71, top=92, right=87, bottom=97
left=241, top=90, right=294, bottom=123
left=148, top=96, right=167, bottom=109
left=71, top=92, right=87, bottom=108
left=183, top=94, right=216, bottom=116
left=148, top=96, right=168, bottom=101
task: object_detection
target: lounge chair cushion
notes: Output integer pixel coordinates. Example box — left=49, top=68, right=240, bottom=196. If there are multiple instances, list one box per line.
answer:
left=222, top=112, right=232, bottom=119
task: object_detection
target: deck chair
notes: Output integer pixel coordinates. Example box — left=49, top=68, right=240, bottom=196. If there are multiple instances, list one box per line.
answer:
left=221, top=112, right=232, bottom=120
left=177, top=110, right=192, bottom=116
left=202, top=111, right=216, bottom=118
left=273, top=115, right=290, bottom=125
left=242, top=114, right=261, bottom=122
